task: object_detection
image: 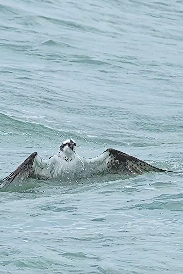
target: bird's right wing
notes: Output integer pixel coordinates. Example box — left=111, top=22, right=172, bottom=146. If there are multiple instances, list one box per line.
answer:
left=0, top=152, right=38, bottom=189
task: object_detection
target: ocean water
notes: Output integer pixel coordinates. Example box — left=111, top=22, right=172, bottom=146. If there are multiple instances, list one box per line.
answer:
left=1, top=0, right=183, bottom=273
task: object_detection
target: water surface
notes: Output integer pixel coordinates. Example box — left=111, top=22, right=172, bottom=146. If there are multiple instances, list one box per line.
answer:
left=1, top=0, right=183, bottom=273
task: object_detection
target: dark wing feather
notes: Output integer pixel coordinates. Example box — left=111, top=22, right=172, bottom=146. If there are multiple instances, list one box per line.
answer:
left=0, top=152, right=37, bottom=189
left=106, top=148, right=166, bottom=174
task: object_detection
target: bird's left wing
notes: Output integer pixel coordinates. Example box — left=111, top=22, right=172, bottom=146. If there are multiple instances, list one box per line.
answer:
left=88, top=148, right=167, bottom=175
left=105, top=148, right=167, bottom=174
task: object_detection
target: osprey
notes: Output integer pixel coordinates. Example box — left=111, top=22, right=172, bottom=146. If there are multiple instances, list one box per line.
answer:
left=0, top=139, right=166, bottom=189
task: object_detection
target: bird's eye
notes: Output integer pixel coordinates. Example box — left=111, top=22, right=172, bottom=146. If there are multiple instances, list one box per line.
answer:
left=60, top=143, right=66, bottom=151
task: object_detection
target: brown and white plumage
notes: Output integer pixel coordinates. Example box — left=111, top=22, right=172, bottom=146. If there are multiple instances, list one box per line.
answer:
left=105, top=148, right=165, bottom=173
left=0, top=139, right=167, bottom=189
left=1, top=152, right=37, bottom=189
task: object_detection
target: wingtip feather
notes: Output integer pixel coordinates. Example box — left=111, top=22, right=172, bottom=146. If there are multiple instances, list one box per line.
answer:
left=0, top=152, right=38, bottom=189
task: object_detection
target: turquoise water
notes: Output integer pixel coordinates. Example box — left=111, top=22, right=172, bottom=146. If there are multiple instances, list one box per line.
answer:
left=1, top=0, right=183, bottom=273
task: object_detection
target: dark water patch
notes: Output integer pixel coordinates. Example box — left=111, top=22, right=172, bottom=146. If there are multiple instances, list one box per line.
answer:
left=0, top=40, right=33, bottom=53
left=149, top=180, right=174, bottom=188
left=62, top=251, right=87, bottom=259
left=41, top=39, right=73, bottom=49
left=0, top=112, right=61, bottom=149
left=91, top=217, right=106, bottom=222
left=38, top=14, right=108, bottom=36
left=0, top=179, right=42, bottom=193
left=39, top=15, right=87, bottom=32
left=40, top=204, right=77, bottom=213
left=0, top=3, right=19, bottom=15
left=135, top=193, right=183, bottom=211
left=71, top=54, right=110, bottom=66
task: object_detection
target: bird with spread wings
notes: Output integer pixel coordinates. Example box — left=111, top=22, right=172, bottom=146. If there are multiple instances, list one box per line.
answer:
left=0, top=139, right=167, bottom=189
